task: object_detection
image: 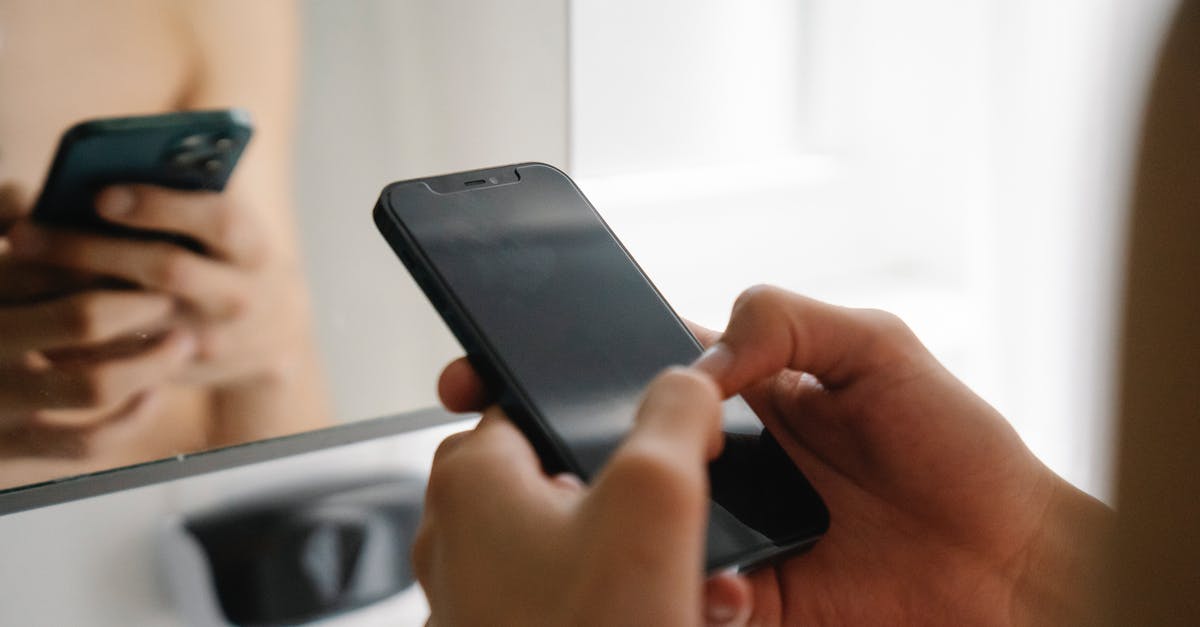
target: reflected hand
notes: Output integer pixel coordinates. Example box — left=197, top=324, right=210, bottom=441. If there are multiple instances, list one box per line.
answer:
left=0, top=185, right=194, bottom=458
left=8, top=184, right=311, bottom=388
left=435, top=286, right=1113, bottom=626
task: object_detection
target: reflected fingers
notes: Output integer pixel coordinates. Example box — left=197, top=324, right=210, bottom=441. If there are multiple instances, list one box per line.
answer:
left=0, top=330, right=195, bottom=421
left=8, top=221, right=247, bottom=318
left=0, top=290, right=174, bottom=359
left=95, top=185, right=266, bottom=267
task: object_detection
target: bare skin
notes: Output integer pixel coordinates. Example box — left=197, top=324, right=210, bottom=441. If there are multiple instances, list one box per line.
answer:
left=0, top=0, right=329, bottom=487
left=422, top=287, right=1114, bottom=626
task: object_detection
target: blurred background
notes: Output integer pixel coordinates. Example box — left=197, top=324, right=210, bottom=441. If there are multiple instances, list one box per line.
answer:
left=0, top=0, right=1181, bottom=624
left=298, top=0, right=1175, bottom=502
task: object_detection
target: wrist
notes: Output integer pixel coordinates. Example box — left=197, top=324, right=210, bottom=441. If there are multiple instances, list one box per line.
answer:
left=1009, top=478, right=1115, bottom=627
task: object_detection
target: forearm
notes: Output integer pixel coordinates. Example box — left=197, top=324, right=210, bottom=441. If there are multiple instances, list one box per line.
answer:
left=1010, top=478, right=1115, bottom=627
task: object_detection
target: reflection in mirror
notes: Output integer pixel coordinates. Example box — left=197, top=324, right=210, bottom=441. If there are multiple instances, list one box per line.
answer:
left=0, top=1, right=332, bottom=490
left=0, top=0, right=566, bottom=492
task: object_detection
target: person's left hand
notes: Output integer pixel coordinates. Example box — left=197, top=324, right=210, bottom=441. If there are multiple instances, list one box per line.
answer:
left=7, top=184, right=311, bottom=388
left=414, top=367, right=736, bottom=627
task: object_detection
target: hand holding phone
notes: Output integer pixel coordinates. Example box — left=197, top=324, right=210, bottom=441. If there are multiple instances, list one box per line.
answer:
left=375, top=163, right=828, bottom=573
left=32, top=109, right=253, bottom=250
left=423, top=286, right=1111, bottom=626
left=0, top=110, right=315, bottom=456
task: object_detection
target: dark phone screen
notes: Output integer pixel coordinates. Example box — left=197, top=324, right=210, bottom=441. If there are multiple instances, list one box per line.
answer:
left=384, top=163, right=828, bottom=570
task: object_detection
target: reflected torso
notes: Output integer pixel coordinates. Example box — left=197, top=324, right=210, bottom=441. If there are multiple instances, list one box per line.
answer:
left=0, top=0, right=210, bottom=486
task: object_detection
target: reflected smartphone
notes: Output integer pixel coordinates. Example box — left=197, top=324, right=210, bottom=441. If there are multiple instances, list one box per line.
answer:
left=373, top=163, right=828, bottom=572
left=32, top=109, right=253, bottom=246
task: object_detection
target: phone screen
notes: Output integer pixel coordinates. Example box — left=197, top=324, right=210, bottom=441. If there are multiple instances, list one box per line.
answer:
left=379, top=163, right=827, bottom=570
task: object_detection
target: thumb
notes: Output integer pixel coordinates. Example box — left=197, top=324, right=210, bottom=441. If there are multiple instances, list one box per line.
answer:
left=692, top=285, right=930, bottom=396
left=586, top=367, right=723, bottom=571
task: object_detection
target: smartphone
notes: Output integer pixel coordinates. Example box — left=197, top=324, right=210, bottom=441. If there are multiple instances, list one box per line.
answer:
left=374, top=163, right=829, bottom=572
left=32, top=109, right=253, bottom=245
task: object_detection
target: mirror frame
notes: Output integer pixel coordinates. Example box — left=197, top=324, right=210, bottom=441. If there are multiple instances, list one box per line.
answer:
left=0, top=407, right=461, bottom=517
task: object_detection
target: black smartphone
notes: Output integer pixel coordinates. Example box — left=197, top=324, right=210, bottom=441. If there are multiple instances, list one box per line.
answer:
left=374, top=163, right=828, bottom=572
left=32, top=109, right=253, bottom=245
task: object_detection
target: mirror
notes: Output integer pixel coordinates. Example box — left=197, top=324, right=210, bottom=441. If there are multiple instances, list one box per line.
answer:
left=0, top=1, right=567, bottom=492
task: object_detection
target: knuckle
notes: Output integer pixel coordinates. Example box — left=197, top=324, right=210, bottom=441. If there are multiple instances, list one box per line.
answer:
left=732, top=283, right=789, bottom=317
left=153, top=249, right=195, bottom=291
left=74, top=368, right=117, bottom=407
left=858, top=308, right=917, bottom=344
left=431, top=431, right=470, bottom=466
left=654, top=367, right=719, bottom=401
left=221, top=289, right=251, bottom=320
left=609, top=446, right=702, bottom=508
left=211, top=205, right=241, bottom=250
left=193, top=328, right=221, bottom=362
left=67, top=363, right=137, bottom=409
left=425, top=440, right=511, bottom=508
left=61, top=295, right=105, bottom=343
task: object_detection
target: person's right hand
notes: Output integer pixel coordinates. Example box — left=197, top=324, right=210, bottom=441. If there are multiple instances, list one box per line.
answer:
left=691, top=286, right=1114, bottom=626
left=0, top=185, right=196, bottom=459
left=436, top=286, right=1113, bottom=626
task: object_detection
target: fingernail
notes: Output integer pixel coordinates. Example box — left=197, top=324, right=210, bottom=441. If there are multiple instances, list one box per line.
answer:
left=692, top=342, right=734, bottom=380
left=551, top=472, right=585, bottom=490
left=705, top=602, right=738, bottom=626
left=97, top=186, right=136, bottom=218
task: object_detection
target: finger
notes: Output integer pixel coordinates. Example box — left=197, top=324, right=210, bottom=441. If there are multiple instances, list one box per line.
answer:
left=692, top=285, right=930, bottom=396
left=424, top=407, right=546, bottom=510
left=588, top=367, right=723, bottom=547
left=1, top=390, right=161, bottom=458
left=38, top=330, right=196, bottom=412
left=0, top=290, right=174, bottom=358
left=581, top=368, right=723, bottom=607
left=684, top=318, right=722, bottom=348
left=95, top=185, right=263, bottom=266
left=7, top=222, right=246, bottom=318
left=436, top=357, right=491, bottom=413
left=703, top=571, right=754, bottom=627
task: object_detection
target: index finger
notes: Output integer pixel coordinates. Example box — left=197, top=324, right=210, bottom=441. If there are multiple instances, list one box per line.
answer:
left=7, top=221, right=245, bottom=318
left=584, top=368, right=722, bottom=583
left=436, top=357, right=491, bottom=413
left=95, top=185, right=264, bottom=266
left=692, top=285, right=931, bottom=396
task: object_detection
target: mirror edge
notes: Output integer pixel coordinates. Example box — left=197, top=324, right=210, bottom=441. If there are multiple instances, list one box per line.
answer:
left=0, top=407, right=461, bottom=517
